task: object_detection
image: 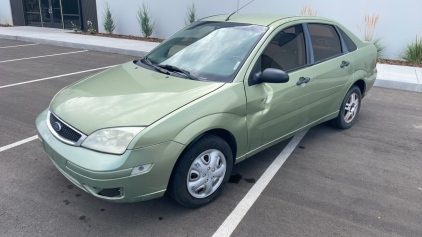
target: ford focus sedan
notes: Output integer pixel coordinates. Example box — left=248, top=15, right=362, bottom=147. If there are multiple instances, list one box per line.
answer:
left=36, top=14, right=377, bottom=208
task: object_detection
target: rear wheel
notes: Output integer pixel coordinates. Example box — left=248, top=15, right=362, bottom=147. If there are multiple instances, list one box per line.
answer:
left=169, top=134, right=233, bottom=208
left=330, top=85, right=362, bottom=129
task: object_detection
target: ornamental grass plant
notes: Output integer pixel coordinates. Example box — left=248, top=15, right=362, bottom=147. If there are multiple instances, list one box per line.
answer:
left=402, top=36, right=422, bottom=64
left=300, top=4, right=317, bottom=16
left=185, top=3, right=197, bottom=25
left=358, top=13, right=385, bottom=58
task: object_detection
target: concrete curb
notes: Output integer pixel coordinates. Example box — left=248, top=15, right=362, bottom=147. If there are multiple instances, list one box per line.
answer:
left=374, top=79, right=422, bottom=93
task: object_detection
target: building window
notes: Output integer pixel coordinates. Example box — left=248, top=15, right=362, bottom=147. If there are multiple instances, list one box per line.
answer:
left=62, top=0, right=81, bottom=30
left=24, top=0, right=42, bottom=26
left=23, top=0, right=81, bottom=29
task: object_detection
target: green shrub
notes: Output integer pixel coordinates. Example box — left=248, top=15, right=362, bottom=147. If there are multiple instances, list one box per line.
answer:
left=373, top=38, right=386, bottom=59
left=185, top=3, right=197, bottom=25
left=402, top=36, right=422, bottom=64
left=71, top=21, right=78, bottom=33
left=2, top=18, right=11, bottom=27
left=87, top=20, right=96, bottom=34
left=102, top=3, right=116, bottom=34
left=137, top=3, right=154, bottom=38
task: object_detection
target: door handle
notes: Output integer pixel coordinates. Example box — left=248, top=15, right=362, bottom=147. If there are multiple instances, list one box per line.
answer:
left=340, top=61, right=350, bottom=68
left=296, top=77, right=311, bottom=86
left=49, top=7, right=52, bottom=14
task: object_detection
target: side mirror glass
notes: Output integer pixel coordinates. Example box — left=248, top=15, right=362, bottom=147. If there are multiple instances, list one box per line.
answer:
left=249, top=68, right=289, bottom=86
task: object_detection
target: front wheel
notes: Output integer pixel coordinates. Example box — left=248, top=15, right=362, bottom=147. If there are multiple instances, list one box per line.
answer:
left=168, top=134, right=233, bottom=208
left=330, top=85, right=362, bottom=129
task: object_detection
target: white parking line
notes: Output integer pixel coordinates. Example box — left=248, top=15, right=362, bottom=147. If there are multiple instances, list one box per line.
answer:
left=212, top=130, right=308, bottom=237
left=0, top=135, right=39, bottom=153
left=0, top=43, right=39, bottom=49
left=0, top=50, right=88, bottom=64
left=0, top=65, right=117, bottom=89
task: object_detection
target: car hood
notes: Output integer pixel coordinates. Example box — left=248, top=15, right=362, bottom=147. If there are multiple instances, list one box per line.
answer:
left=50, top=61, right=224, bottom=135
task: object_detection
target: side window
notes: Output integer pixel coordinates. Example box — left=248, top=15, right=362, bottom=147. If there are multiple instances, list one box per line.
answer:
left=337, top=27, right=357, bottom=52
left=261, top=24, right=307, bottom=72
left=307, top=24, right=342, bottom=62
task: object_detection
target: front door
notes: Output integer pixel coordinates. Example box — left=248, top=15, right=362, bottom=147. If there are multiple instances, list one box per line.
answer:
left=40, top=0, right=62, bottom=28
left=244, top=24, right=314, bottom=153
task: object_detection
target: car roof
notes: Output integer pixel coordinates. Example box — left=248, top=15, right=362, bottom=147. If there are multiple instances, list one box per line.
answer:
left=200, top=14, right=330, bottom=26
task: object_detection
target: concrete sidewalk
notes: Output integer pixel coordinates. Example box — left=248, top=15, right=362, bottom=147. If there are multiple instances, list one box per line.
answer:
left=0, top=26, right=421, bottom=93
left=0, top=26, right=158, bottom=57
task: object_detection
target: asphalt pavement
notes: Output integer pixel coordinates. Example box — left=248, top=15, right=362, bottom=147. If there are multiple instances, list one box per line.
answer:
left=0, top=38, right=421, bottom=237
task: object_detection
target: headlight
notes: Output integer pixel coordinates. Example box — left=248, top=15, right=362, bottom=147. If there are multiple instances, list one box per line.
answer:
left=82, top=127, right=145, bottom=154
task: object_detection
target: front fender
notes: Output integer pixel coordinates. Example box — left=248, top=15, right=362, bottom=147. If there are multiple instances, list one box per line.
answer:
left=173, top=113, right=248, bottom=162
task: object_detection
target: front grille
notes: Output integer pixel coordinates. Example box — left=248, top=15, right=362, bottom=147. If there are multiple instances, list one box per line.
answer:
left=49, top=113, right=82, bottom=143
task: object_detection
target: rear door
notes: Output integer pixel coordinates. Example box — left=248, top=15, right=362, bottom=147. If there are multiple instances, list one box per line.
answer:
left=305, top=23, right=355, bottom=122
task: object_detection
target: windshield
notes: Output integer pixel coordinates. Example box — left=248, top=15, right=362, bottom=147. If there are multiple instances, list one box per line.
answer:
left=145, top=21, right=267, bottom=82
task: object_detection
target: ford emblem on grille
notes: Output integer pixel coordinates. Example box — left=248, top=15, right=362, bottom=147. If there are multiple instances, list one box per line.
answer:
left=53, top=122, right=62, bottom=132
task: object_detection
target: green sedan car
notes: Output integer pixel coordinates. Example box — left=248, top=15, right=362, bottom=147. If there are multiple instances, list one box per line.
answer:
left=36, top=14, right=377, bottom=208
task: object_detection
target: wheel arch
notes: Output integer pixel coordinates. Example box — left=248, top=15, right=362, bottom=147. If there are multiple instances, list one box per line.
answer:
left=352, top=79, right=366, bottom=97
left=167, top=130, right=236, bottom=207
left=172, top=113, right=247, bottom=158
left=167, top=113, right=246, bottom=188
left=186, top=129, right=238, bottom=160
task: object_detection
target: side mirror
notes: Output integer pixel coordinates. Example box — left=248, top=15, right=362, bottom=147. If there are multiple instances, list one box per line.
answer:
left=249, top=68, right=289, bottom=86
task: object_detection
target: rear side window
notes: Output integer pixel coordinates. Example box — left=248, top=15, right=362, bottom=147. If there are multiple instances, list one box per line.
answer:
left=308, top=24, right=342, bottom=62
left=337, top=28, right=357, bottom=52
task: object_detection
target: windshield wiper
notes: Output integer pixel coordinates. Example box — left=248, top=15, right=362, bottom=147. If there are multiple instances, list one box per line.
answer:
left=158, top=64, right=199, bottom=80
left=141, top=57, right=170, bottom=75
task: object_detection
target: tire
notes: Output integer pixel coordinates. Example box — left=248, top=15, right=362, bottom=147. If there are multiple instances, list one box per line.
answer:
left=330, top=85, right=362, bottom=129
left=168, top=134, right=233, bottom=208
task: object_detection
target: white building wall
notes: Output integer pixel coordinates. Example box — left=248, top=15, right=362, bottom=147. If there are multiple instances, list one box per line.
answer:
left=0, top=0, right=13, bottom=25
left=95, top=0, right=421, bottom=60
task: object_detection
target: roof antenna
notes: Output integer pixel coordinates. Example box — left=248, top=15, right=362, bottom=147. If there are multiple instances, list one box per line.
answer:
left=225, top=0, right=255, bottom=21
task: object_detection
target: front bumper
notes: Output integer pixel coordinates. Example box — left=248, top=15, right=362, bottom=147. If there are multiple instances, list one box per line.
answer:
left=36, top=109, right=185, bottom=203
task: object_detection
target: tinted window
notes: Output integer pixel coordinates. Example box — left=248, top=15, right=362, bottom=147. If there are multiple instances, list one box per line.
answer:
left=261, top=25, right=307, bottom=71
left=308, top=24, right=342, bottom=62
left=338, top=27, right=357, bottom=52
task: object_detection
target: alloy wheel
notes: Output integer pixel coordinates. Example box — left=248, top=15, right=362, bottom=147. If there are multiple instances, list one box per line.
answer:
left=344, top=92, right=359, bottom=123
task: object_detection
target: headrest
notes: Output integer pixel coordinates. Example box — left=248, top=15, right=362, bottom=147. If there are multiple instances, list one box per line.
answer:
left=278, top=33, right=296, bottom=47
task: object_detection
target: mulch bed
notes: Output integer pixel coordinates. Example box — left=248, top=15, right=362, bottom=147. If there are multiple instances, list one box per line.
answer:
left=71, top=31, right=164, bottom=43
left=378, top=59, right=422, bottom=68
